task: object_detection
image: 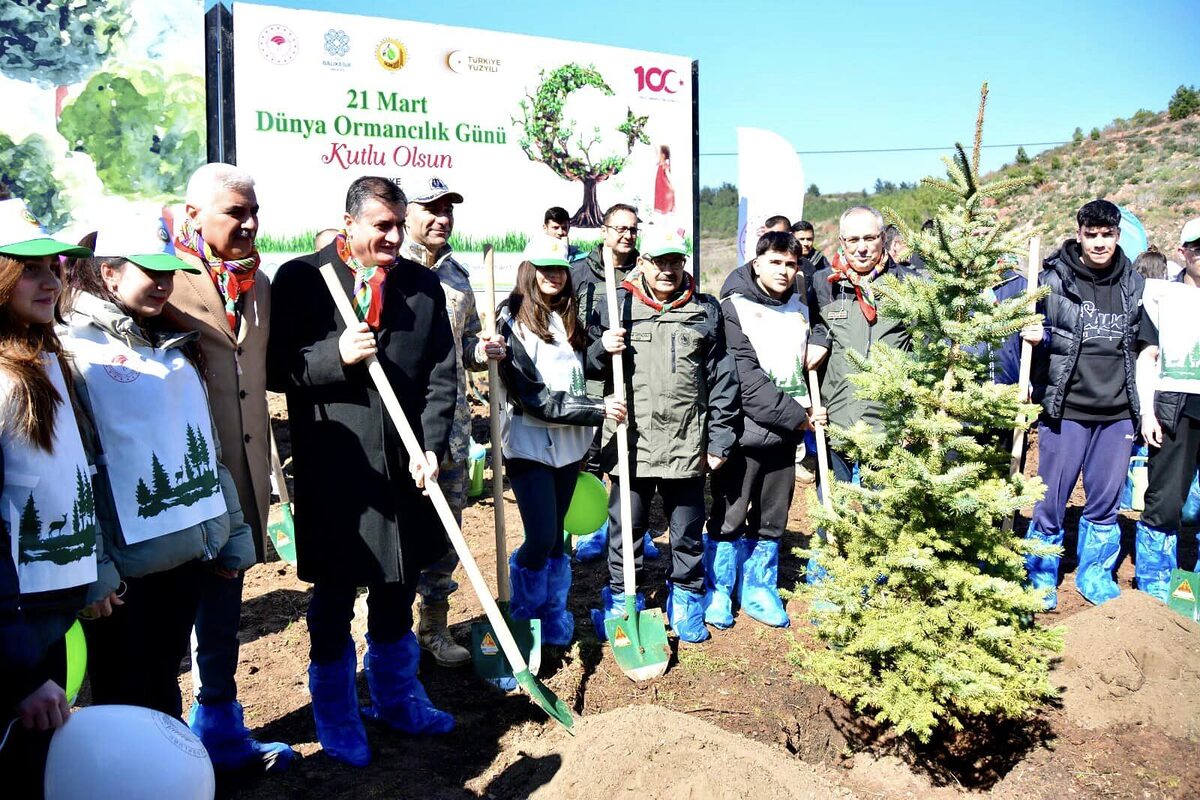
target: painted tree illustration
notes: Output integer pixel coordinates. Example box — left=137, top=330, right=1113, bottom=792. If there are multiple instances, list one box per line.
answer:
left=0, top=1, right=132, bottom=118
left=515, top=63, right=650, bottom=228
left=0, top=132, right=69, bottom=231
left=58, top=66, right=205, bottom=198
left=18, top=493, right=41, bottom=559
left=569, top=366, right=585, bottom=396
left=76, top=466, right=94, bottom=526
left=150, top=452, right=171, bottom=498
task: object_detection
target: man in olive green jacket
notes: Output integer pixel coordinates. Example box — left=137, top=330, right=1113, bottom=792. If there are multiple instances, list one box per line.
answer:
left=586, top=227, right=740, bottom=643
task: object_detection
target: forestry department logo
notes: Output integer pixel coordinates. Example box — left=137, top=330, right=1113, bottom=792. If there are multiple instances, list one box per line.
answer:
left=375, top=37, right=407, bottom=71
left=103, top=354, right=139, bottom=384
left=258, top=24, right=298, bottom=65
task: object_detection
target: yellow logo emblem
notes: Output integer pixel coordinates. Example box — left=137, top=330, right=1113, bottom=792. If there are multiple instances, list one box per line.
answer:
left=376, top=38, right=407, bottom=71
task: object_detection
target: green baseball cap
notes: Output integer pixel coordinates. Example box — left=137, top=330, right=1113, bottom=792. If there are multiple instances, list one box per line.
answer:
left=0, top=199, right=92, bottom=258
left=97, top=217, right=200, bottom=273
left=640, top=226, right=689, bottom=259
left=522, top=234, right=571, bottom=268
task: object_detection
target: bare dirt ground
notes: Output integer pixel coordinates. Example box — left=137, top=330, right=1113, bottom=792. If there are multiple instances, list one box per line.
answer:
left=179, top=398, right=1200, bottom=800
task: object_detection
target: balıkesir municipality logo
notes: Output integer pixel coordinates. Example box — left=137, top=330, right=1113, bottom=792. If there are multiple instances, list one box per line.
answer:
left=375, top=38, right=407, bottom=71
left=323, top=28, right=351, bottom=70
left=258, top=24, right=298, bottom=65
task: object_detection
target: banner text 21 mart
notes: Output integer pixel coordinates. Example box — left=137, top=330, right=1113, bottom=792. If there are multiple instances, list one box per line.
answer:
left=232, top=3, right=696, bottom=291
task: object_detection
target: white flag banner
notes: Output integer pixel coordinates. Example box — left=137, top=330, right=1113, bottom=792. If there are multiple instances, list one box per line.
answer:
left=1142, top=278, right=1200, bottom=394
left=736, top=127, right=804, bottom=264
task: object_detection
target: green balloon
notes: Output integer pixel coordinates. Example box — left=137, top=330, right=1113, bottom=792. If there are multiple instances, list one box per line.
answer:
left=564, top=472, right=609, bottom=536
left=64, top=619, right=87, bottom=704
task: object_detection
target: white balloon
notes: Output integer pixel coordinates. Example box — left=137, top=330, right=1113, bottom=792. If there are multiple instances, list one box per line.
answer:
left=44, top=705, right=215, bottom=800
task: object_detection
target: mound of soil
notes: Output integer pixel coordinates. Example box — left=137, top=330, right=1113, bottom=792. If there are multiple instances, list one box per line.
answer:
left=526, top=704, right=854, bottom=800
left=1054, top=591, right=1200, bottom=739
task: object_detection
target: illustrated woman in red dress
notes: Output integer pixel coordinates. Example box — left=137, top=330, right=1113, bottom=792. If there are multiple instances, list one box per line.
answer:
left=654, top=145, right=675, bottom=216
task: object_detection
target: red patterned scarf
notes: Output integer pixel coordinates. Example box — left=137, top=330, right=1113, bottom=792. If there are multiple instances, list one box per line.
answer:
left=174, top=217, right=261, bottom=331
left=622, top=269, right=695, bottom=313
left=828, top=251, right=886, bottom=324
left=336, top=232, right=390, bottom=329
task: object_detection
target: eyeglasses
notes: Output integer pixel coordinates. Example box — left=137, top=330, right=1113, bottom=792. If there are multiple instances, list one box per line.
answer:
left=605, top=225, right=639, bottom=237
left=1184, top=241, right=1200, bottom=252
left=841, top=233, right=882, bottom=247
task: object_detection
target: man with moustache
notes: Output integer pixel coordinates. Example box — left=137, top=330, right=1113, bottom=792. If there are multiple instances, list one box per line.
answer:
left=806, top=206, right=921, bottom=483
left=267, top=176, right=459, bottom=766
left=166, top=163, right=297, bottom=773
left=399, top=176, right=505, bottom=668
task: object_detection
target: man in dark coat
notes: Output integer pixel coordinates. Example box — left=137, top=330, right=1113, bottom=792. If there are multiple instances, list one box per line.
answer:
left=267, top=176, right=458, bottom=767
left=1023, top=199, right=1144, bottom=611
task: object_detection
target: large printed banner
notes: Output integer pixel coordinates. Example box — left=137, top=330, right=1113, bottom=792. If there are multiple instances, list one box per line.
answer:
left=232, top=2, right=696, bottom=287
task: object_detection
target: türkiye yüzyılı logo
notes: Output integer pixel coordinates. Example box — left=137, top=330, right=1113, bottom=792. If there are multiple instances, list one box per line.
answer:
left=258, top=24, right=298, bottom=66
left=446, top=50, right=502, bottom=74
left=376, top=38, right=407, bottom=71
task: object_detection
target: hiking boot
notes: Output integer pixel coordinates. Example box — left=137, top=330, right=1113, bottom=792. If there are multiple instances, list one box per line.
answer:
left=417, top=600, right=470, bottom=668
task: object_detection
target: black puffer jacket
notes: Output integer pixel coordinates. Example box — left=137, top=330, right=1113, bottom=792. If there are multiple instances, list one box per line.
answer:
left=1032, top=241, right=1143, bottom=424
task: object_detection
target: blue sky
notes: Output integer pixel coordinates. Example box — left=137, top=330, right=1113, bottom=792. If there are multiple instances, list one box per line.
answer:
left=225, top=0, right=1197, bottom=194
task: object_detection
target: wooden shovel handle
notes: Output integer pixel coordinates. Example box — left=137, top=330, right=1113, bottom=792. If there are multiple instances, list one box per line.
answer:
left=808, top=369, right=837, bottom=548
left=481, top=246, right=510, bottom=601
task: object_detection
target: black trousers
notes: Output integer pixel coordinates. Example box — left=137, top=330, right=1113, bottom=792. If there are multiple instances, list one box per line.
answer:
left=708, top=444, right=798, bottom=542
left=507, top=457, right=577, bottom=571
left=307, top=579, right=416, bottom=664
left=1142, top=415, right=1200, bottom=530
left=607, top=476, right=705, bottom=593
left=84, top=559, right=204, bottom=718
left=1, top=637, right=66, bottom=800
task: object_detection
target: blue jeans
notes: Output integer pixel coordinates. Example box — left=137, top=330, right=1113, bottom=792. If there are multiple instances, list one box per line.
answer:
left=507, top=457, right=577, bottom=571
left=191, top=569, right=245, bottom=706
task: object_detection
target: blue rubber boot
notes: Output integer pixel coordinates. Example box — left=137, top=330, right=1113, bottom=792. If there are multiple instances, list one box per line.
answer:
left=1135, top=521, right=1178, bottom=603
left=1024, top=523, right=1063, bottom=611
left=362, top=633, right=455, bottom=735
left=540, top=554, right=575, bottom=646
left=702, top=537, right=739, bottom=629
left=188, top=700, right=298, bottom=773
left=665, top=582, right=710, bottom=643
left=589, top=585, right=645, bottom=642
left=572, top=522, right=607, bottom=562
left=643, top=532, right=661, bottom=559
left=507, top=551, right=548, bottom=623
left=1074, top=518, right=1122, bottom=606
left=738, top=538, right=791, bottom=628
left=307, top=643, right=370, bottom=767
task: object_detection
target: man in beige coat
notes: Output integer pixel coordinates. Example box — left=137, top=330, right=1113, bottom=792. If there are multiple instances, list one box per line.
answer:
left=165, top=162, right=295, bottom=772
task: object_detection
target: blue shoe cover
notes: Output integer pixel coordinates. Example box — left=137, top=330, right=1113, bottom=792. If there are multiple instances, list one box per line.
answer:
left=189, top=700, right=297, bottom=773
left=1024, top=523, right=1063, bottom=611
left=666, top=582, right=710, bottom=643
left=643, top=531, right=661, bottom=559
left=1075, top=518, right=1122, bottom=605
left=1135, top=521, right=1178, bottom=603
left=540, top=555, right=575, bottom=646
left=307, top=644, right=370, bottom=767
left=507, top=552, right=548, bottom=623
left=362, top=633, right=455, bottom=735
left=703, top=537, right=739, bottom=629
left=738, top=538, right=791, bottom=628
left=572, top=523, right=608, bottom=562
left=589, top=585, right=644, bottom=642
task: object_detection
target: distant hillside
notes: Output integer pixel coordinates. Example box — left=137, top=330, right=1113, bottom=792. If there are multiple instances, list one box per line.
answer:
left=698, top=108, right=1200, bottom=284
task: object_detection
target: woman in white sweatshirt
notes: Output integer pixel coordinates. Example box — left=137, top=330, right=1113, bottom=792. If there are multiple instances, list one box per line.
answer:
left=496, top=237, right=625, bottom=646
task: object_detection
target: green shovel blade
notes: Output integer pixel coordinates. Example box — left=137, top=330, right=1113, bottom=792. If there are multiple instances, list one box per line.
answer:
left=471, top=603, right=541, bottom=685
left=605, top=605, right=671, bottom=682
left=1167, top=569, right=1200, bottom=622
left=514, top=668, right=576, bottom=733
left=267, top=504, right=297, bottom=565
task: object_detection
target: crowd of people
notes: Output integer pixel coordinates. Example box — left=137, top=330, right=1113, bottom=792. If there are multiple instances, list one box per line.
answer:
left=3, top=162, right=1200, bottom=789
